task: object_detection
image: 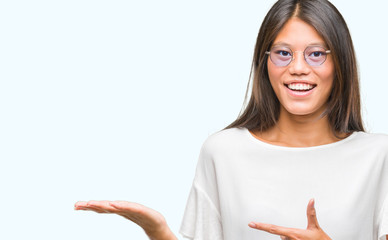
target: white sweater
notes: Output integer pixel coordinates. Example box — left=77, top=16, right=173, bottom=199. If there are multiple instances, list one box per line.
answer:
left=180, top=127, right=388, bottom=240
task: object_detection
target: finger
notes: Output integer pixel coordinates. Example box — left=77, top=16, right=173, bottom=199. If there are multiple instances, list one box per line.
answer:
left=75, top=200, right=118, bottom=213
left=248, top=222, right=300, bottom=238
left=80, top=206, right=109, bottom=213
left=306, top=198, right=320, bottom=229
left=109, top=201, right=154, bottom=222
left=75, top=203, right=109, bottom=213
left=75, top=201, right=105, bottom=213
left=109, top=201, right=144, bottom=214
left=74, top=201, right=88, bottom=210
left=86, top=200, right=119, bottom=213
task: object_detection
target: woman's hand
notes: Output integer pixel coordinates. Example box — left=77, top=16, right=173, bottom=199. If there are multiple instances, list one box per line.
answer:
left=248, top=199, right=331, bottom=240
left=74, top=200, right=177, bottom=240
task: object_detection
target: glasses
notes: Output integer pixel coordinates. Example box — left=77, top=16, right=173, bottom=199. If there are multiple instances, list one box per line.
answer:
left=265, top=45, right=331, bottom=67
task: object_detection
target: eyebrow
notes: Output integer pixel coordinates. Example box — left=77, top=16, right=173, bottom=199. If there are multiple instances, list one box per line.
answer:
left=272, top=41, right=328, bottom=48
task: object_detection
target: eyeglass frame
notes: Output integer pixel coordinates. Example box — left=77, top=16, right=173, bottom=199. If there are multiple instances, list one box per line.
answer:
left=265, top=45, right=331, bottom=67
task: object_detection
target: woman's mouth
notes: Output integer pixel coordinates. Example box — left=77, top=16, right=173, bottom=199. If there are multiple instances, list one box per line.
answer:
left=284, top=83, right=317, bottom=97
left=285, top=83, right=316, bottom=91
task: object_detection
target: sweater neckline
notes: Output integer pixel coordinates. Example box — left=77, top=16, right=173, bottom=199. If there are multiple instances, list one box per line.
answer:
left=243, top=127, right=359, bottom=151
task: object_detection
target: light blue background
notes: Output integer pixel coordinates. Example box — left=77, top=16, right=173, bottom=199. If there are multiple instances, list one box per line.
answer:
left=0, top=1, right=387, bottom=239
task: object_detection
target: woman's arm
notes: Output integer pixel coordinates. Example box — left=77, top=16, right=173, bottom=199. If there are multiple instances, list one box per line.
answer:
left=74, top=200, right=177, bottom=240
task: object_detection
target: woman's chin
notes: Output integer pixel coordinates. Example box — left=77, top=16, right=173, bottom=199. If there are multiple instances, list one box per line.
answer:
left=281, top=105, right=324, bottom=117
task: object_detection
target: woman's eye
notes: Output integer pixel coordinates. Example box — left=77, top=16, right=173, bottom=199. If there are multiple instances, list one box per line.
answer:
left=309, top=51, right=325, bottom=57
left=276, top=50, right=291, bottom=57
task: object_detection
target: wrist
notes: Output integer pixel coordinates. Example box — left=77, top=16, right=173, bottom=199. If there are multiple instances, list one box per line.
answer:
left=146, top=223, right=177, bottom=240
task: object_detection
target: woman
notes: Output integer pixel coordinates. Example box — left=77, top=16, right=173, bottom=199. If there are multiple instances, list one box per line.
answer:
left=75, top=0, right=388, bottom=239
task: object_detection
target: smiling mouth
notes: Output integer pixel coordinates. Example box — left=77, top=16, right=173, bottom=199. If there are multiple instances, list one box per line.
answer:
left=285, top=83, right=317, bottom=91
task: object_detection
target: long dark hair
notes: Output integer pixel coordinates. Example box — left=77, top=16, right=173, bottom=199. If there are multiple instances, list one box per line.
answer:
left=225, top=0, right=364, bottom=134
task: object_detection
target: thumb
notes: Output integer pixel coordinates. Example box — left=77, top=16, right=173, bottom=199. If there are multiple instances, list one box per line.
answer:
left=306, top=198, right=320, bottom=229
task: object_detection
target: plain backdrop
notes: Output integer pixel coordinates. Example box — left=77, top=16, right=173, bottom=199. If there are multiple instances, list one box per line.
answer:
left=0, top=0, right=387, bottom=239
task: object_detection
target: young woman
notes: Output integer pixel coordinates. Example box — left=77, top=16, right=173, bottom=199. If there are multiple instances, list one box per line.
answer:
left=75, top=0, right=388, bottom=239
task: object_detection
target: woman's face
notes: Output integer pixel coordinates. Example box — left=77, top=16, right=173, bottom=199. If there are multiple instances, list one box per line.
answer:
left=267, top=18, right=334, bottom=117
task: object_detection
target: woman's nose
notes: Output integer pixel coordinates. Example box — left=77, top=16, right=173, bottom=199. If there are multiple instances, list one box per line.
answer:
left=288, top=51, right=311, bottom=75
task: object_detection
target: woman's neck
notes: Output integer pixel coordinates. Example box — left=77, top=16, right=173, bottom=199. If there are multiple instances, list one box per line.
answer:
left=251, top=107, right=345, bottom=147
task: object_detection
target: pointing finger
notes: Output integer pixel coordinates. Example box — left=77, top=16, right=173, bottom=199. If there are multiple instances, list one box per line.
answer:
left=306, top=198, right=320, bottom=229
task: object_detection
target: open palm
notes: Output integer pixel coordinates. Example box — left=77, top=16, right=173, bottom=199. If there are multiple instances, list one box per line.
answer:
left=74, top=200, right=177, bottom=240
left=249, top=199, right=331, bottom=240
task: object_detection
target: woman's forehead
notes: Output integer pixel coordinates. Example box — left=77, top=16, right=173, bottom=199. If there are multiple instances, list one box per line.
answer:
left=273, top=18, right=327, bottom=48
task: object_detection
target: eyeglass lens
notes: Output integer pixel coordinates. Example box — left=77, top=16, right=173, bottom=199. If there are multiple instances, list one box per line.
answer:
left=268, top=46, right=329, bottom=66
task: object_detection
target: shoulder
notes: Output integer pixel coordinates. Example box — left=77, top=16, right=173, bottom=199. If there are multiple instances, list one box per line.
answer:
left=352, top=131, right=388, bottom=153
left=353, top=131, right=388, bottom=145
left=200, top=127, right=248, bottom=155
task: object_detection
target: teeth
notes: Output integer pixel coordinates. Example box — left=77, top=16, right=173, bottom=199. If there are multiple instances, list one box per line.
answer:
left=287, top=83, right=315, bottom=91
